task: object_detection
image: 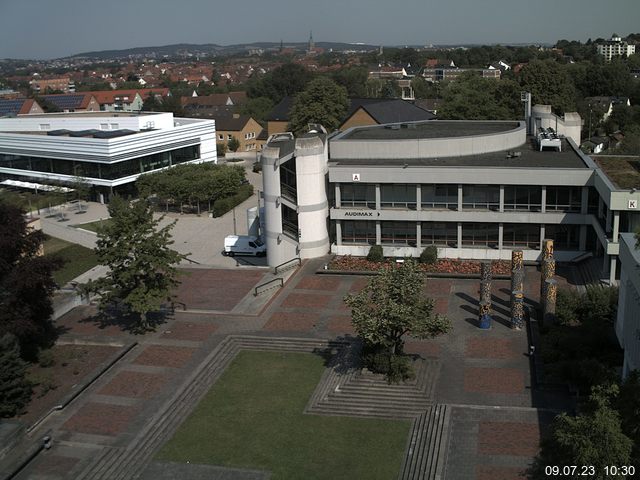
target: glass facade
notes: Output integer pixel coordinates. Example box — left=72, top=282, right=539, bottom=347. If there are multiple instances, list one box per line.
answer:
left=462, top=186, right=500, bottom=210
left=546, top=186, right=582, bottom=212
left=545, top=224, right=580, bottom=250
left=421, top=184, right=457, bottom=210
left=421, top=222, right=457, bottom=247
left=502, top=223, right=540, bottom=249
left=381, top=221, right=416, bottom=245
left=0, top=145, right=199, bottom=181
left=341, top=220, right=376, bottom=244
left=341, top=184, right=375, bottom=208
left=279, top=159, right=297, bottom=202
left=282, top=204, right=298, bottom=239
left=461, top=223, right=499, bottom=247
left=504, top=186, right=542, bottom=211
left=381, top=184, right=416, bottom=209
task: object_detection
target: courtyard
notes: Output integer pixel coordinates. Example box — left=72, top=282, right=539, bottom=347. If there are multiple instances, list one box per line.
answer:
left=2, top=257, right=571, bottom=480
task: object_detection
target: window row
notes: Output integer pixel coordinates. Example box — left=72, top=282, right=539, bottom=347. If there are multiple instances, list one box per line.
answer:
left=0, top=145, right=200, bottom=180
left=340, top=221, right=581, bottom=250
left=339, top=184, right=589, bottom=213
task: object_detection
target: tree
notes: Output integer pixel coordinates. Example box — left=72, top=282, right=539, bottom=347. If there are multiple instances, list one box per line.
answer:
left=288, top=77, right=348, bottom=134
left=82, top=197, right=186, bottom=330
left=331, top=66, right=368, bottom=97
left=616, top=371, right=640, bottom=465
left=227, top=136, right=240, bottom=152
left=439, top=74, right=520, bottom=120
left=518, top=59, right=576, bottom=114
left=239, top=96, right=274, bottom=124
left=0, top=202, right=62, bottom=358
left=344, top=260, right=451, bottom=356
left=531, top=385, right=632, bottom=479
left=0, top=334, right=32, bottom=417
left=247, top=63, right=314, bottom=103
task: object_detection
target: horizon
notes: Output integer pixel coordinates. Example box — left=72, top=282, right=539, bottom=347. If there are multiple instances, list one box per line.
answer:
left=1, top=0, right=638, bottom=60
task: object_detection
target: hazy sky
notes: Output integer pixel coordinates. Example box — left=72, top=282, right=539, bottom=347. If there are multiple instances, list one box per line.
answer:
left=1, top=0, right=639, bottom=59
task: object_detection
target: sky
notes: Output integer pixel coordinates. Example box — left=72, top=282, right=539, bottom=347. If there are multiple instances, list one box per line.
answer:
left=0, top=0, right=639, bottom=59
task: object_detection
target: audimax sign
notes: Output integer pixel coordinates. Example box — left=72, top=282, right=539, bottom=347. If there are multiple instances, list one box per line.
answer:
left=344, top=211, right=380, bottom=217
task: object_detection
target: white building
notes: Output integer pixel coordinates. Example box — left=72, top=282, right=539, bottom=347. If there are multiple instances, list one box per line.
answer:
left=0, top=111, right=216, bottom=202
left=616, top=232, right=640, bottom=377
left=597, top=34, right=636, bottom=62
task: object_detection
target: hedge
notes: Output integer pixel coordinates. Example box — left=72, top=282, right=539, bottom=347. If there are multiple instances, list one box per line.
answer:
left=212, top=184, right=254, bottom=218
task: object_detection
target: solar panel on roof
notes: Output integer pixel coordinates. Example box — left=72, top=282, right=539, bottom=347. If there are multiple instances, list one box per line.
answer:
left=43, top=94, right=84, bottom=109
left=0, top=99, right=24, bottom=116
left=92, top=129, right=136, bottom=139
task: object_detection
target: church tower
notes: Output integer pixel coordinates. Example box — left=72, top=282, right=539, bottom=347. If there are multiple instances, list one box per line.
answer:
left=307, top=31, right=315, bottom=54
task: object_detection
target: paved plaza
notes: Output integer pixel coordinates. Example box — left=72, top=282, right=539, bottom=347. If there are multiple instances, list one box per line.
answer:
left=2, top=256, right=571, bottom=480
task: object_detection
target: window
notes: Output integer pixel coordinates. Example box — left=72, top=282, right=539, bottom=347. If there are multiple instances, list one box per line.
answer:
left=100, top=123, right=109, bottom=130
left=218, top=134, right=223, bottom=140
left=502, top=223, right=540, bottom=249
left=341, top=184, right=375, bottom=208
left=282, top=204, right=298, bottom=239
left=39, top=124, right=51, bottom=131
left=421, top=222, right=457, bottom=247
left=504, top=186, right=542, bottom=211
left=462, top=186, right=499, bottom=210
left=381, top=184, right=416, bottom=209
left=461, top=223, right=499, bottom=247
left=110, top=123, right=119, bottom=130
left=341, top=220, right=376, bottom=245
left=227, top=134, right=232, bottom=140
left=545, top=224, right=580, bottom=250
left=546, top=186, right=581, bottom=212
left=381, top=221, right=416, bottom=246
left=421, top=184, right=458, bottom=210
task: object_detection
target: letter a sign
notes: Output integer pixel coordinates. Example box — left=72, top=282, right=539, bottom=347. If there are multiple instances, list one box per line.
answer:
left=352, top=173, right=361, bottom=182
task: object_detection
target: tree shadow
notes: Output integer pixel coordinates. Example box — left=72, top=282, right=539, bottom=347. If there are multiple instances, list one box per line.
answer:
left=313, top=334, right=362, bottom=375
left=78, top=304, right=172, bottom=334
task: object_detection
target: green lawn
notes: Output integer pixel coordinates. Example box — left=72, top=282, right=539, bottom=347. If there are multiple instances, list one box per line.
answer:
left=157, top=351, right=410, bottom=480
left=43, top=236, right=99, bottom=286
left=74, top=218, right=112, bottom=232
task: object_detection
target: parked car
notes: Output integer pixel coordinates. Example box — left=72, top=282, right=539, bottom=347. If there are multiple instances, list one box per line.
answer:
left=223, top=235, right=266, bottom=257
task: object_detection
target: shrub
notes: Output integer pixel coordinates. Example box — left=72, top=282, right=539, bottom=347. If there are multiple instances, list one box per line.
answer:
left=38, top=350, right=55, bottom=368
left=362, top=344, right=415, bottom=384
left=0, top=334, right=32, bottom=417
left=216, top=142, right=227, bottom=156
left=582, top=285, right=618, bottom=324
left=366, top=244, right=384, bottom=263
left=212, top=184, right=254, bottom=218
left=556, top=289, right=582, bottom=326
left=419, top=245, right=438, bottom=264
left=227, top=136, right=240, bottom=152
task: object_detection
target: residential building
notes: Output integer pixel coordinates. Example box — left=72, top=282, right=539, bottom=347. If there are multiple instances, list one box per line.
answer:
left=585, top=96, right=632, bottom=122
left=261, top=103, right=640, bottom=287
left=30, top=76, right=75, bottom=93
left=0, top=111, right=216, bottom=202
left=85, top=90, right=145, bottom=112
left=215, top=113, right=263, bottom=152
left=181, top=93, right=248, bottom=118
left=40, top=93, right=100, bottom=113
left=597, top=34, right=636, bottom=62
left=0, top=98, right=44, bottom=117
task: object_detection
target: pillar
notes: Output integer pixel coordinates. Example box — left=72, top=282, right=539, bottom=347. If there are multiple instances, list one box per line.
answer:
left=541, top=186, right=547, bottom=213
left=511, top=249, right=524, bottom=271
left=375, top=221, right=381, bottom=245
left=543, top=279, right=557, bottom=325
left=609, top=257, right=617, bottom=284
left=458, top=184, right=463, bottom=211
left=498, top=223, right=504, bottom=251
left=542, top=238, right=554, bottom=260
left=335, top=183, right=341, bottom=208
left=479, top=301, right=492, bottom=328
left=416, top=184, right=421, bottom=211
left=613, top=211, right=620, bottom=242
left=416, top=222, right=422, bottom=249
left=457, top=222, right=462, bottom=249
left=580, top=186, right=589, bottom=215
left=375, top=184, right=381, bottom=210
left=499, top=185, right=505, bottom=213
left=540, top=257, right=556, bottom=303
left=511, top=290, right=525, bottom=329
left=336, top=220, right=342, bottom=246
left=480, top=259, right=492, bottom=305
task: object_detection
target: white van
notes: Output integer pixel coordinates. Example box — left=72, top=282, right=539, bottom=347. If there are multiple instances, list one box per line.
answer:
left=223, top=235, right=266, bottom=257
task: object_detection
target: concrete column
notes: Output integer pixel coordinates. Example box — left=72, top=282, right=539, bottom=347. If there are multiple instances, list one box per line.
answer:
left=579, top=225, right=587, bottom=251
left=613, top=211, right=620, bottom=242
left=498, top=223, right=504, bottom=251
left=499, top=185, right=505, bottom=213
left=457, top=184, right=463, bottom=211
left=581, top=186, right=589, bottom=215
left=336, top=220, right=342, bottom=246
left=539, top=225, right=545, bottom=251
left=416, top=184, right=421, bottom=211
left=541, top=186, right=547, bottom=213
left=457, top=222, right=463, bottom=248
left=334, top=183, right=341, bottom=208
left=376, top=221, right=381, bottom=245
left=375, top=184, right=381, bottom=210
left=603, top=254, right=610, bottom=276
left=610, top=257, right=617, bottom=284
left=606, top=208, right=612, bottom=233
left=598, top=196, right=603, bottom=219
left=416, top=222, right=422, bottom=249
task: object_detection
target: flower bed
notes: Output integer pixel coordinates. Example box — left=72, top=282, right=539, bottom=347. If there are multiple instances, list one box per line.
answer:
left=328, top=256, right=512, bottom=275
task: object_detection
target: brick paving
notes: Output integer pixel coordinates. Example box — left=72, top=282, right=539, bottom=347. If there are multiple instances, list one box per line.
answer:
left=173, top=268, right=265, bottom=311
left=477, top=422, right=541, bottom=456
left=263, top=311, right=321, bottom=332
left=10, top=261, right=572, bottom=480
left=476, top=465, right=528, bottom=480
left=159, top=320, right=218, bottom=341
left=464, top=367, right=526, bottom=394
left=465, top=338, right=520, bottom=359
left=62, top=402, right=139, bottom=436
left=30, top=454, right=80, bottom=476
left=132, top=345, right=196, bottom=369
left=98, top=371, right=170, bottom=399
